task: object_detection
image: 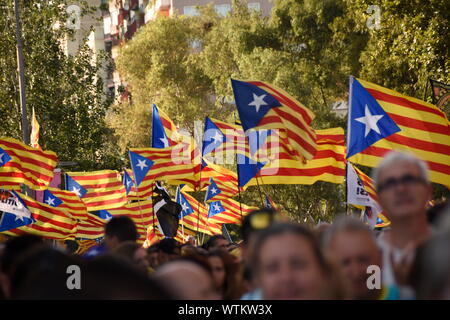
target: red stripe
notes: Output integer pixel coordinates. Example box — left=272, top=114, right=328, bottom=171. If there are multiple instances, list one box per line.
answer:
left=81, top=181, right=124, bottom=190
left=388, top=113, right=450, bottom=136
left=1, top=163, right=52, bottom=185
left=259, top=166, right=345, bottom=178
left=367, top=88, right=445, bottom=118
left=384, top=134, right=450, bottom=156
left=82, top=189, right=126, bottom=199
left=70, top=173, right=119, bottom=181
left=0, top=139, right=57, bottom=160
left=84, top=197, right=127, bottom=207
left=3, top=148, right=55, bottom=172
left=273, top=107, right=316, bottom=142
left=360, top=145, right=450, bottom=175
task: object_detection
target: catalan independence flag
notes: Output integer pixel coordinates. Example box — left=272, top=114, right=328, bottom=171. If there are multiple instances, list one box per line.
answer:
left=0, top=137, right=57, bottom=190
left=244, top=128, right=346, bottom=187
left=4, top=192, right=77, bottom=240
left=65, top=170, right=128, bottom=211
left=129, top=143, right=196, bottom=198
left=204, top=176, right=238, bottom=202
left=76, top=211, right=111, bottom=240
left=207, top=198, right=257, bottom=225
left=231, top=79, right=317, bottom=161
left=43, top=187, right=88, bottom=221
left=347, top=77, right=450, bottom=188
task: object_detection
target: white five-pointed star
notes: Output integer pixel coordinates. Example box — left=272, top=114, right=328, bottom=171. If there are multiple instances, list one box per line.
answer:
left=181, top=202, right=189, bottom=212
left=14, top=214, right=25, bottom=222
left=211, top=131, right=223, bottom=144
left=0, top=153, right=4, bottom=164
left=210, top=187, right=218, bottom=195
left=126, top=178, right=133, bottom=188
left=136, top=159, right=148, bottom=170
left=213, top=203, right=221, bottom=212
left=45, top=197, right=56, bottom=206
left=72, top=186, right=82, bottom=197
left=355, top=105, right=384, bottom=137
left=248, top=93, right=268, bottom=113
left=160, top=136, right=169, bottom=147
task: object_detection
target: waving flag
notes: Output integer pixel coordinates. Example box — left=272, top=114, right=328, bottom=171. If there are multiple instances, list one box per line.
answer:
left=346, top=77, right=450, bottom=187
left=204, top=177, right=238, bottom=202
left=129, top=143, right=196, bottom=198
left=182, top=160, right=239, bottom=192
left=4, top=192, right=77, bottom=240
left=207, top=198, right=257, bottom=225
left=231, top=79, right=317, bottom=161
left=66, top=170, right=128, bottom=211
left=152, top=104, right=183, bottom=147
left=43, top=187, right=88, bottom=221
left=0, top=189, right=34, bottom=231
left=0, top=137, right=57, bottom=190
left=175, top=188, right=221, bottom=235
left=76, top=210, right=112, bottom=240
left=244, top=128, right=346, bottom=187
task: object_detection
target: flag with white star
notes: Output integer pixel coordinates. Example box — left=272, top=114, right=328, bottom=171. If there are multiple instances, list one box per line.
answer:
left=346, top=77, right=450, bottom=188
left=152, top=104, right=171, bottom=148
left=0, top=189, right=34, bottom=231
left=202, top=117, right=226, bottom=158
left=231, top=79, right=317, bottom=161
left=207, top=200, right=226, bottom=218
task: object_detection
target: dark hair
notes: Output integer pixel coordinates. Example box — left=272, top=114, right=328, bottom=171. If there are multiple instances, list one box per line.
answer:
left=204, top=235, right=227, bottom=251
left=147, top=244, right=159, bottom=254
left=207, top=249, right=242, bottom=299
left=104, top=216, right=139, bottom=242
left=157, top=238, right=180, bottom=255
left=241, top=208, right=278, bottom=244
left=1, top=235, right=44, bottom=275
left=250, top=222, right=328, bottom=276
left=114, top=241, right=142, bottom=262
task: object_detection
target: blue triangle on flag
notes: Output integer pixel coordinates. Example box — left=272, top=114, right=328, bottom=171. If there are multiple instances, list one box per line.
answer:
left=205, top=178, right=222, bottom=202
left=123, top=170, right=135, bottom=195
left=129, top=151, right=154, bottom=186
left=247, top=129, right=272, bottom=157
left=65, top=175, right=88, bottom=198
left=43, top=190, right=63, bottom=207
left=0, top=190, right=34, bottom=232
left=91, top=209, right=113, bottom=220
left=346, top=77, right=401, bottom=158
left=237, top=154, right=266, bottom=187
left=208, top=200, right=225, bottom=218
left=202, top=117, right=226, bottom=157
left=175, top=190, right=194, bottom=218
left=265, top=195, right=272, bottom=209
left=231, top=79, right=281, bottom=132
left=0, top=147, right=12, bottom=168
left=152, top=104, right=170, bottom=148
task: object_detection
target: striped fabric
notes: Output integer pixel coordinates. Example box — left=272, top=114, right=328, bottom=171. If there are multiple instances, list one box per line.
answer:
left=43, top=187, right=88, bottom=221
left=130, top=143, right=196, bottom=198
left=4, top=192, right=77, bottom=240
left=75, top=239, right=99, bottom=255
left=76, top=212, right=108, bottom=240
left=245, top=128, right=346, bottom=186
left=0, top=137, right=57, bottom=190
left=207, top=198, right=257, bottom=225
left=232, top=80, right=317, bottom=161
left=66, top=170, right=128, bottom=211
left=205, top=177, right=239, bottom=202
left=348, top=78, right=450, bottom=188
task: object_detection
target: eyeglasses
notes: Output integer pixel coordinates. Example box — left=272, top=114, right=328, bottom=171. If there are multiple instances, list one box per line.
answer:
left=377, top=174, right=427, bottom=193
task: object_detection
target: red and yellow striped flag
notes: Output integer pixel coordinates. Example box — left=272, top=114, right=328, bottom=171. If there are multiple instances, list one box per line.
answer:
left=0, top=137, right=57, bottom=190
left=347, top=78, right=450, bottom=188
left=30, top=107, right=41, bottom=150
left=207, top=198, right=257, bottom=225
left=43, top=187, right=88, bottom=221
left=4, top=192, right=77, bottom=240
left=245, top=128, right=345, bottom=186
left=76, top=212, right=106, bottom=240
left=66, top=170, right=128, bottom=211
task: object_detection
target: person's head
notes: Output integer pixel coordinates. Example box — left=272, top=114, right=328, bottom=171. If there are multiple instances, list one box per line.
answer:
left=323, top=215, right=382, bottom=300
left=156, top=238, right=181, bottom=265
left=114, top=241, right=149, bottom=273
left=205, top=235, right=229, bottom=252
left=409, top=231, right=450, bottom=299
left=104, top=216, right=139, bottom=250
left=154, top=258, right=219, bottom=300
left=207, top=249, right=241, bottom=299
left=373, top=151, right=432, bottom=221
left=147, top=244, right=160, bottom=269
left=251, top=222, right=330, bottom=300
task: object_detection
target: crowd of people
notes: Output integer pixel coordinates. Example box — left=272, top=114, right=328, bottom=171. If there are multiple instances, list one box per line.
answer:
left=0, top=151, right=449, bottom=300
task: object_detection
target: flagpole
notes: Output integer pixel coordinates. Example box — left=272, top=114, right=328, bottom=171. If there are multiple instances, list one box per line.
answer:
left=254, top=174, right=265, bottom=207
left=236, top=154, right=244, bottom=219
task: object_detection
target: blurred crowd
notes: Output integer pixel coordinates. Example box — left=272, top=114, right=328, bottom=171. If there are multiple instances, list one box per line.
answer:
left=0, top=151, right=449, bottom=300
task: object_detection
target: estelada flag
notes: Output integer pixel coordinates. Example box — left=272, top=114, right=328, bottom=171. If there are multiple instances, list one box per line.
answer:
left=346, top=77, right=450, bottom=188
left=0, top=137, right=57, bottom=190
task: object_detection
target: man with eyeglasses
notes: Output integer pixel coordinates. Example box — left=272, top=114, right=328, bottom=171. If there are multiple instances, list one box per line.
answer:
left=373, top=151, right=433, bottom=299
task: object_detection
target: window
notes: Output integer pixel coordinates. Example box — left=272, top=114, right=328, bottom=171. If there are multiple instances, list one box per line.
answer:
left=247, top=2, right=260, bottom=12
left=215, top=4, right=231, bottom=17
left=183, top=6, right=199, bottom=16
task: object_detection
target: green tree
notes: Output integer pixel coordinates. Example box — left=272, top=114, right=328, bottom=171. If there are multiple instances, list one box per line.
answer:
left=0, top=0, right=121, bottom=171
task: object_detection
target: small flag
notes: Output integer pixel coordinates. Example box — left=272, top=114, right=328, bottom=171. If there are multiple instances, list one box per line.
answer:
left=30, top=107, right=41, bottom=150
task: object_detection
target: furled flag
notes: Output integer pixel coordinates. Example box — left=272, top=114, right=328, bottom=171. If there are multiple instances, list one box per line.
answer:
left=204, top=177, right=238, bottom=202
left=4, top=192, right=78, bottom=240
left=175, top=188, right=221, bottom=235
left=0, top=137, right=57, bottom=190
left=0, top=189, right=34, bottom=231
left=30, top=107, right=41, bottom=150
left=244, top=127, right=346, bottom=187
left=346, top=77, right=450, bottom=188
left=231, top=79, right=317, bottom=161
left=43, top=187, right=88, bottom=221
left=129, top=143, right=196, bottom=198
left=65, top=170, right=128, bottom=211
